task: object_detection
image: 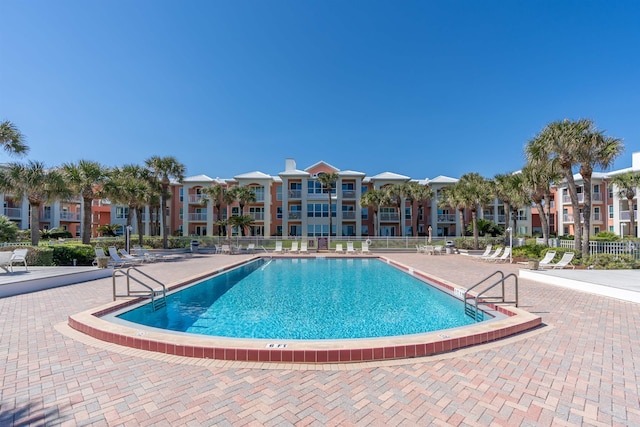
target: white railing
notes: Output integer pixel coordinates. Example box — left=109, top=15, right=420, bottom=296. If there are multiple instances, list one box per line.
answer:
left=188, top=195, right=206, bottom=204
left=4, top=207, right=22, bottom=218
left=620, top=210, right=638, bottom=221
left=342, top=211, right=356, bottom=220
left=288, top=212, right=302, bottom=220
left=342, top=190, right=356, bottom=199
left=248, top=212, right=264, bottom=221
left=288, top=190, right=302, bottom=199
left=437, top=214, right=456, bottom=222
left=379, top=213, right=400, bottom=221
left=558, top=239, right=639, bottom=260
left=562, top=193, right=602, bottom=204
left=188, top=213, right=207, bottom=221
left=60, top=212, right=81, bottom=221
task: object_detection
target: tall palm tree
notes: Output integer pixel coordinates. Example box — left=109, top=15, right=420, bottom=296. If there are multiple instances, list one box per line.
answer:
left=201, top=184, right=225, bottom=235
left=0, top=120, right=29, bottom=157
left=458, top=173, right=493, bottom=249
left=227, top=215, right=255, bottom=237
left=0, top=161, right=70, bottom=245
left=494, top=172, right=531, bottom=237
left=575, top=122, right=623, bottom=256
left=383, top=184, right=405, bottom=237
left=360, top=188, right=384, bottom=237
left=528, top=119, right=586, bottom=251
left=62, top=160, right=110, bottom=244
left=145, top=156, right=185, bottom=248
left=225, top=186, right=257, bottom=237
left=610, top=171, right=640, bottom=238
left=399, top=182, right=433, bottom=237
left=103, top=164, right=151, bottom=245
left=317, top=172, right=339, bottom=239
left=437, top=185, right=466, bottom=238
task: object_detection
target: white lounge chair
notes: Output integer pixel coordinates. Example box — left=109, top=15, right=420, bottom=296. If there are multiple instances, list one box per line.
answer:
left=335, top=244, right=344, bottom=253
left=490, top=247, right=511, bottom=263
left=433, top=246, right=444, bottom=255
left=119, top=249, right=146, bottom=263
left=299, top=242, right=308, bottom=254
left=10, top=248, right=28, bottom=271
left=481, top=247, right=502, bottom=261
left=424, top=245, right=435, bottom=255
left=346, top=242, right=356, bottom=254
left=246, top=243, right=255, bottom=253
left=476, top=245, right=492, bottom=258
left=537, top=251, right=557, bottom=268
left=221, top=244, right=232, bottom=254
left=290, top=241, right=299, bottom=253
left=274, top=241, right=283, bottom=253
left=361, top=242, right=370, bottom=254
left=108, top=247, right=138, bottom=267
left=542, top=252, right=575, bottom=269
left=0, top=251, right=14, bottom=272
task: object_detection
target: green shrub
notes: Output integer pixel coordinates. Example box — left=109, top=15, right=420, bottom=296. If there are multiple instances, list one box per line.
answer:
left=2, top=246, right=54, bottom=266
left=51, top=244, right=95, bottom=266
left=591, top=231, right=621, bottom=242
left=584, top=253, right=640, bottom=269
left=0, top=215, right=19, bottom=242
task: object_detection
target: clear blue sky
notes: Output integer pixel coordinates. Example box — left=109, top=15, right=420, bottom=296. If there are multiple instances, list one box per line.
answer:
left=2, top=0, right=639, bottom=180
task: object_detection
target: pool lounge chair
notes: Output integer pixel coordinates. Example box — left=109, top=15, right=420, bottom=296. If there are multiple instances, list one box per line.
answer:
left=433, top=245, right=444, bottom=255
left=541, top=252, right=575, bottom=269
left=476, top=245, right=492, bottom=258
left=361, top=242, right=370, bottom=254
left=481, top=247, right=502, bottom=260
left=119, top=249, right=147, bottom=263
left=537, top=251, right=557, bottom=269
left=299, top=242, right=308, bottom=254
left=274, top=241, right=283, bottom=253
left=108, top=247, right=139, bottom=267
left=335, top=244, right=344, bottom=253
left=489, top=247, right=511, bottom=263
left=10, top=248, right=29, bottom=271
left=346, top=242, right=356, bottom=254
left=0, top=251, right=14, bottom=272
left=246, top=243, right=255, bottom=253
left=290, top=241, right=299, bottom=253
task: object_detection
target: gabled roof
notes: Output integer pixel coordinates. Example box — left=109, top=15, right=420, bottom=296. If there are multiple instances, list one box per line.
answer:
left=339, top=169, right=366, bottom=177
left=305, top=160, right=340, bottom=173
left=369, top=172, right=410, bottom=181
left=427, top=175, right=459, bottom=184
left=183, top=174, right=216, bottom=183
left=234, top=171, right=273, bottom=180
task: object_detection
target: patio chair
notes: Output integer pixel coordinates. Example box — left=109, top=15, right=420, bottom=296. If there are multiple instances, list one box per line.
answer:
left=108, top=247, right=137, bottom=267
left=361, top=241, right=370, bottom=254
left=221, top=244, right=232, bottom=254
left=290, top=241, right=299, bottom=253
left=476, top=245, right=492, bottom=258
left=335, top=244, right=344, bottom=253
left=433, top=245, right=444, bottom=255
left=119, top=249, right=146, bottom=263
left=489, top=247, right=511, bottom=263
left=10, top=248, right=29, bottom=271
left=481, top=247, right=502, bottom=261
left=246, top=243, right=255, bottom=253
left=0, top=251, right=14, bottom=272
left=346, top=242, right=356, bottom=254
left=273, top=241, right=283, bottom=253
left=299, top=242, right=308, bottom=254
left=542, top=252, right=575, bottom=269
left=537, top=251, right=557, bottom=268
left=424, top=245, right=435, bottom=255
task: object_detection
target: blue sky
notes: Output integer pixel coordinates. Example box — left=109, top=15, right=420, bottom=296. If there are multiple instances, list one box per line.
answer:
left=2, top=1, right=639, bottom=180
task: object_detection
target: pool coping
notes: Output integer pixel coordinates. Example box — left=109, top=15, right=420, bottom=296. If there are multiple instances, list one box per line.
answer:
left=68, top=256, right=542, bottom=364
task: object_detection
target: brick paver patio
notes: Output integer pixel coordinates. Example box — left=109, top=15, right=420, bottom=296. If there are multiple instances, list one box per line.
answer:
left=1, top=253, right=638, bottom=426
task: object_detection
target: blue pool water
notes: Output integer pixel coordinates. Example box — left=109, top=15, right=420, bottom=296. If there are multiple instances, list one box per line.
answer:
left=117, top=258, right=476, bottom=340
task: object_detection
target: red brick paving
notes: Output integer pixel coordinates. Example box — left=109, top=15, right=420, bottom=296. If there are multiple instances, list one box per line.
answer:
left=1, top=253, right=639, bottom=426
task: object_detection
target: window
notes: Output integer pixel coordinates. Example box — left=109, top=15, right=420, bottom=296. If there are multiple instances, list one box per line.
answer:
left=361, top=185, right=368, bottom=194
left=594, top=207, right=601, bottom=221
left=361, top=208, right=368, bottom=220
left=342, top=225, right=355, bottom=236
left=179, top=207, right=183, bottom=220
left=115, top=206, right=129, bottom=219
left=231, top=207, right=239, bottom=216
left=251, top=186, right=264, bottom=202
left=609, top=205, right=614, bottom=219
left=307, top=203, right=336, bottom=218
left=361, top=225, right=369, bottom=236
left=594, top=227, right=600, bottom=234
left=609, top=186, right=613, bottom=199
left=405, top=207, right=411, bottom=220
left=277, top=206, right=283, bottom=219
left=308, top=179, right=336, bottom=195
left=179, top=188, right=183, bottom=202
left=276, top=186, right=282, bottom=201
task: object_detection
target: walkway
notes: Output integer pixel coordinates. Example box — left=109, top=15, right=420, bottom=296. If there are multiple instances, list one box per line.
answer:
left=1, top=253, right=638, bottom=426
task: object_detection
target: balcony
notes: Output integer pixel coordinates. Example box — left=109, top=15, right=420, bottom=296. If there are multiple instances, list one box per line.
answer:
left=562, top=193, right=602, bottom=204
left=248, top=212, right=264, bottom=221
left=342, top=211, right=356, bottom=220
left=288, top=190, right=302, bottom=199
left=188, top=195, right=206, bottom=204
left=437, top=214, right=456, bottom=222
left=188, top=213, right=207, bottom=222
left=342, top=190, right=356, bottom=199
left=288, top=212, right=302, bottom=220
left=620, top=210, right=638, bottom=221
left=379, top=213, right=400, bottom=222
left=60, top=212, right=81, bottom=221
left=4, top=207, right=22, bottom=219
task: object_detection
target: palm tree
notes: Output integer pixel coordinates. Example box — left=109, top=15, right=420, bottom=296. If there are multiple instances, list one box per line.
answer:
left=610, top=171, right=640, bottom=238
left=103, top=164, right=151, bottom=245
left=0, top=120, right=29, bottom=157
left=575, top=122, right=623, bottom=256
left=382, top=184, right=405, bottom=237
left=0, top=161, right=70, bottom=245
left=528, top=119, right=587, bottom=251
left=227, top=215, right=255, bottom=237
left=437, top=185, right=466, bottom=238
left=225, top=186, right=257, bottom=237
left=400, top=182, right=433, bottom=236
left=360, top=188, right=384, bottom=237
left=145, top=156, right=185, bottom=248
left=317, top=172, right=339, bottom=239
left=494, top=172, right=531, bottom=237
left=202, top=184, right=225, bottom=235
left=62, top=160, right=110, bottom=244
left=458, top=173, right=493, bottom=250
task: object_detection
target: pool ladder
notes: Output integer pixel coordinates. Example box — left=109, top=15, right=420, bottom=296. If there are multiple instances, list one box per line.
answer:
left=112, top=267, right=167, bottom=311
left=462, top=271, right=519, bottom=321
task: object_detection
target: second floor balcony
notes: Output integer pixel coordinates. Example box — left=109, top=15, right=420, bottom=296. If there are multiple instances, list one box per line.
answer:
left=379, top=213, right=400, bottom=222
left=4, top=207, right=22, bottom=219
left=288, top=211, right=302, bottom=220
left=60, top=212, right=81, bottom=221
left=437, top=214, right=456, bottom=222
left=484, top=214, right=506, bottom=223
left=188, top=213, right=207, bottom=222
left=188, top=195, right=206, bottom=204
left=620, top=210, right=639, bottom=221
left=248, top=212, right=264, bottom=221
left=288, top=190, right=302, bottom=199
left=342, top=211, right=356, bottom=220
left=562, top=193, right=602, bottom=204
left=342, top=190, right=356, bottom=199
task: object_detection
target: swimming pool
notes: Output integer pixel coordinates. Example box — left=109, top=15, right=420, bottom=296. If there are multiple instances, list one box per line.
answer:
left=117, top=258, right=475, bottom=340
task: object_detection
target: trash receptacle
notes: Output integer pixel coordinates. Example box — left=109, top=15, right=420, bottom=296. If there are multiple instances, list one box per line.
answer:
left=190, top=240, right=200, bottom=253
left=445, top=241, right=455, bottom=254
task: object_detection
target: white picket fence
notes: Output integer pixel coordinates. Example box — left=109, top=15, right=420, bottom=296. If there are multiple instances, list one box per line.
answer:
left=556, top=239, right=640, bottom=260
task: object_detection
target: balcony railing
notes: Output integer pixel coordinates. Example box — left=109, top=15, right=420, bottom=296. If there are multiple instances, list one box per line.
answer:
left=4, top=207, right=22, bottom=218
left=60, top=212, right=81, bottom=221
left=484, top=214, right=505, bottom=222
left=437, top=214, right=456, bottom=222
left=342, top=190, right=356, bottom=199
left=620, top=210, right=638, bottom=221
left=188, top=195, right=206, bottom=204
left=288, top=212, right=302, bottom=220
left=342, top=211, right=356, bottom=220
left=188, top=213, right=207, bottom=221
left=379, top=213, right=400, bottom=221
left=288, top=190, right=302, bottom=199
left=562, top=193, right=602, bottom=204
left=248, top=212, right=264, bottom=221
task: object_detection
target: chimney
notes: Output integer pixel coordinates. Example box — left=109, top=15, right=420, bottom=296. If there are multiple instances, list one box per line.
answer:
left=633, top=152, right=640, bottom=171
left=285, top=158, right=296, bottom=171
